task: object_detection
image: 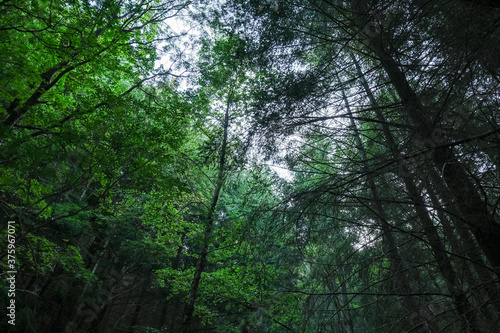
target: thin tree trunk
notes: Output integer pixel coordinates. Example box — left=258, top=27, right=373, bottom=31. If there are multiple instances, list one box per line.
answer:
left=180, top=96, right=231, bottom=333
left=426, top=165, right=500, bottom=320
left=340, top=82, right=418, bottom=310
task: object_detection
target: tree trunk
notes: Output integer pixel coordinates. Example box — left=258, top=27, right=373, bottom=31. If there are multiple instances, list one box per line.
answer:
left=351, top=52, right=481, bottom=332
left=180, top=97, right=231, bottom=333
left=367, top=34, right=500, bottom=274
left=341, top=81, right=418, bottom=310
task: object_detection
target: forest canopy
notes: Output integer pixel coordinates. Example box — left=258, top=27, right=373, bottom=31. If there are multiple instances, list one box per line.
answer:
left=1, top=0, right=499, bottom=332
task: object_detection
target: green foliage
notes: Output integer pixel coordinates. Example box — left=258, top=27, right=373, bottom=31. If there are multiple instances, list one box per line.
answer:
left=1, top=1, right=499, bottom=333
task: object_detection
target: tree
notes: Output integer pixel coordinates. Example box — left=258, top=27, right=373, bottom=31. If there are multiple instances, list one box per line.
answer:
left=216, top=0, right=500, bottom=331
left=0, top=1, right=194, bottom=332
left=2, top=1, right=500, bottom=332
